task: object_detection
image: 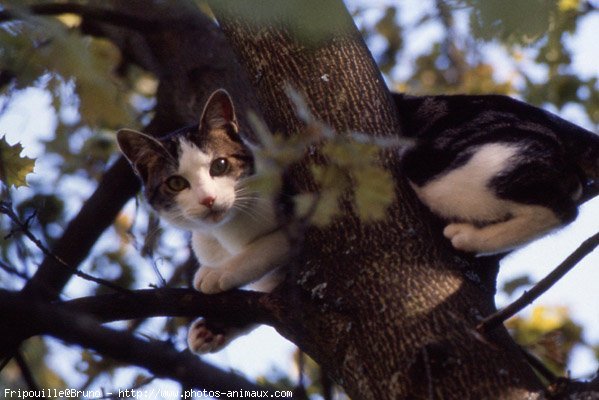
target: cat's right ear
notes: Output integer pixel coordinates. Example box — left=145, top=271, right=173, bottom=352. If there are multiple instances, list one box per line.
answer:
left=199, top=89, right=238, bottom=132
left=116, top=129, right=169, bottom=182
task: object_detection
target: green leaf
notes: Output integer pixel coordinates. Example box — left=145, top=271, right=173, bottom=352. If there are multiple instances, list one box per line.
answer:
left=294, top=189, right=343, bottom=227
left=16, top=194, right=64, bottom=226
left=0, top=136, right=36, bottom=188
left=465, top=0, right=554, bottom=44
left=0, top=14, right=132, bottom=128
left=374, top=7, right=403, bottom=74
left=243, top=170, right=282, bottom=198
left=353, top=165, right=394, bottom=221
left=322, top=138, right=380, bottom=168
left=501, top=274, right=533, bottom=297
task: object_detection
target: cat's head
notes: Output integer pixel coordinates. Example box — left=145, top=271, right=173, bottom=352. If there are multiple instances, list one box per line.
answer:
left=117, top=89, right=254, bottom=230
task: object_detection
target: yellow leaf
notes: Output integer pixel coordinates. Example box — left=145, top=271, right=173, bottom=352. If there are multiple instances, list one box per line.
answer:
left=353, top=166, right=395, bottom=221
left=558, top=0, right=579, bottom=11
left=243, top=171, right=282, bottom=197
left=323, top=139, right=379, bottom=168
left=57, top=14, right=81, bottom=28
left=294, top=189, right=343, bottom=227
left=0, top=137, right=36, bottom=188
left=311, top=164, right=347, bottom=189
left=529, top=306, right=568, bottom=332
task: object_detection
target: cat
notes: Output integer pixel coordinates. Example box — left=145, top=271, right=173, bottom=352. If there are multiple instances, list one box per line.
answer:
left=117, top=89, right=289, bottom=353
left=394, top=93, right=599, bottom=254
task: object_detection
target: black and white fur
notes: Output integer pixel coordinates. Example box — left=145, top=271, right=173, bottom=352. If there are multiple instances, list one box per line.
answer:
left=396, top=94, right=599, bottom=253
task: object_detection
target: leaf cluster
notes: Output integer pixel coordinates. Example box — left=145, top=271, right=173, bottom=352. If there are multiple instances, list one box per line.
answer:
left=247, top=88, right=396, bottom=227
left=507, top=305, right=585, bottom=376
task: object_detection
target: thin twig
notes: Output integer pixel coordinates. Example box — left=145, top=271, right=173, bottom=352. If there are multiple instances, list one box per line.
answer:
left=0, top=201, right=131, bottom=294
left=0, top=259, right=30, bottom=281
left=477, top=231, right=599, bottom=333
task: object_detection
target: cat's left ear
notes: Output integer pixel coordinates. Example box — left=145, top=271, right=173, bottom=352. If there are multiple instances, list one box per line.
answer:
left=116, top=129, right=172, bottom=183
left=199, top=89, right=238, bottom=133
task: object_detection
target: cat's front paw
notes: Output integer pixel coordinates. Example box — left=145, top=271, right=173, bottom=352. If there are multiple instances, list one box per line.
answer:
left=443, top=223, right=480, bottom=252
left=187, top=318, right=226, bottom=354
left=193, top=266, right=236, bottom=294
left=193, top=266, right=223, bottom=294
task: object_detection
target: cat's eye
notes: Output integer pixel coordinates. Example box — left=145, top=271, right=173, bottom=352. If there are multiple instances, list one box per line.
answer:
left=165, top=175, right=189, bottom=192
left=210, top=158, right=229, bottom=177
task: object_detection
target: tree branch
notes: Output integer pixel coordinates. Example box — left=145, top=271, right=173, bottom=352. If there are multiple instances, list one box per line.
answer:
left=21, top=157, right=139, bottom=301
left=478, top=231, right=599, bottom=333
left=0, top=3, right=188, bottom=31
left=0, top=201, right=130, bottom=295
left=59, top=288, right=276, bottom=327
left=1, top=157, right=140, bottom=361
left=0, top=258, right=29, bottom=281
left=0, top=289, right=276, bottom=392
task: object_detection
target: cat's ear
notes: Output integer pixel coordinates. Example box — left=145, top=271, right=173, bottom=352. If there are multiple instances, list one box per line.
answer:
left=116, top=129, right=170, bottom=182
left=199, top=89, right=238, bottom=133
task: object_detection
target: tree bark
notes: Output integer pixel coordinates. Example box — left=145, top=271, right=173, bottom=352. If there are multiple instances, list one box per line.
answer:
left=208, top=0, right=544, bottom=398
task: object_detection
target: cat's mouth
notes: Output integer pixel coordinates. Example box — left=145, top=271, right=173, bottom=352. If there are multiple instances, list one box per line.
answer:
left=203, top=208, right=228, bottom=223
left=184, top=206, right=231, bottom=227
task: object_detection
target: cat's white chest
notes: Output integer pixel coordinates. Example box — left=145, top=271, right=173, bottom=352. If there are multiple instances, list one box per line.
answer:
left=410, top=143, right=520, bottom=222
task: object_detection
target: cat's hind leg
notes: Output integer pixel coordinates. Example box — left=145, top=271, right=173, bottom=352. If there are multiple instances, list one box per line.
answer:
left=443, top=203, right=566, bottom=253
left=187, top=318, right=255, bottom=354
left=187, top=318, right=226, bottom=354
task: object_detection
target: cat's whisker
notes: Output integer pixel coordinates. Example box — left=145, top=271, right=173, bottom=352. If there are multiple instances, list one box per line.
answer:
left=234, top=189, right=260, bottom=200
left=232, top=203, right=264, bottom=222
left=234, top=197, right=273, bottom=222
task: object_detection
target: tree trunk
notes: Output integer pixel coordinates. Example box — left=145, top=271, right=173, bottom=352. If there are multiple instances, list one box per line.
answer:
left=208, top=0, right=543, bottom=398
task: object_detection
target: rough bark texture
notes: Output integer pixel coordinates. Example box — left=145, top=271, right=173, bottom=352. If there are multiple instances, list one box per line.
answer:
left=208, top=0, right=544, bottom=398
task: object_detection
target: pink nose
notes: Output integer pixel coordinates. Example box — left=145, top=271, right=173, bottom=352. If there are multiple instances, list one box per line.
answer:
left=200, top=196, right=215, bottom=208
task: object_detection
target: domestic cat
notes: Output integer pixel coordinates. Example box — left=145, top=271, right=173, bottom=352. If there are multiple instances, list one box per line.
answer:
left=395, top=93, right=599, bottom=254
left=117, top=89, right=289, bottom=353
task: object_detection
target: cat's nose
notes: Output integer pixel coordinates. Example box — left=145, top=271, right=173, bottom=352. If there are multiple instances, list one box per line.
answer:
left=200, top=196, right=215, bottom=208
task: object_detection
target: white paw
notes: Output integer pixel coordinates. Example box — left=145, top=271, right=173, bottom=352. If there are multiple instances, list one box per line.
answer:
left=193, top=266, right=236, bottom=294
left=443, top=223, right=480, bottom=252
left=193, top=267, right=223, bottom=294
left=187, top=318, right=226, bottom=354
